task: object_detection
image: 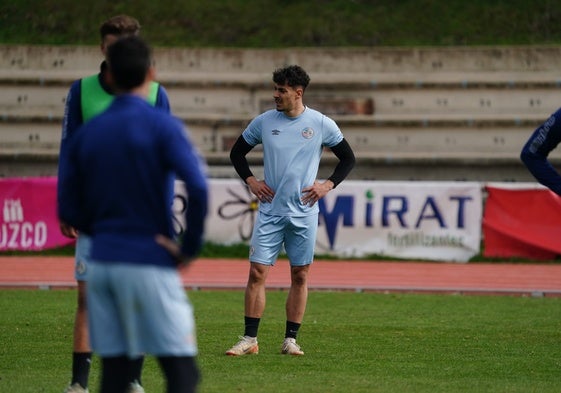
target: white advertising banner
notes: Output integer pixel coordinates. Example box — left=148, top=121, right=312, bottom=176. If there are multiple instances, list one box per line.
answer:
left=175, top=179, right=482, bottom=262
left=316, top=180, right=482, bottom=262
left=174, top=179, right=258, bottom=245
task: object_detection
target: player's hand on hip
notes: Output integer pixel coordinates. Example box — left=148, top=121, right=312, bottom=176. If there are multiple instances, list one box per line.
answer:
left=247, top=176, right=274, bottom=203
left=301, top=180, right=334, bottom=206
left=155, top=234, right=194, bottom=267
left=59, top=221, right=78, bottom=238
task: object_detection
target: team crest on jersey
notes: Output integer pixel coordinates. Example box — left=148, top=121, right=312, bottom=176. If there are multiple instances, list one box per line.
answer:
left=76, top=259, right=87, bottom=275
left=301, top=127, right=314, bottom=139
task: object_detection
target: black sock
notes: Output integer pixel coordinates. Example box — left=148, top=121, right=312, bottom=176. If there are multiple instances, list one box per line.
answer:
left=100, top=356, right=129, bottom=393
left=158, top=356, right=200, bottom=393
left=128, top=356, right=144, bottom=385
left=244, top=316, right=260, bottom=338
left=285, top=321, right=301, bottom=339
left=71, top=352, right=92, bottom=388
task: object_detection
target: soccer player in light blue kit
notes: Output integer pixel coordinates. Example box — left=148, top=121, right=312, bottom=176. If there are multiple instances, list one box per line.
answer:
left=227, top=65, right=355, bottom=356
left=58, top=36, right=207, bottom=393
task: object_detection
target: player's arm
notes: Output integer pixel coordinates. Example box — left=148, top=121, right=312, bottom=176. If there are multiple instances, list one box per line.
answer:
left=59, top=80, right=83, bottom=149
left=302, top=138, right=355, bottom=206
left=157, top=119, right=209, bottom=265
left=327, top=138, right=356, bottom=188
left=230, top=135, right=274, bottom=202
left=229, top=135, right=255, bottom=182
left=57, top=81, right=82, bottom=238
left=57, top=136, right=87, bottom=234
left=521, top=109, right=561, bottom=195
left=155, top=84, right=172, bottom=113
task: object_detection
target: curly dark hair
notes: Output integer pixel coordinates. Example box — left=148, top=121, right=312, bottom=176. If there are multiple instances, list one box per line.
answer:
left=272, top=65, right=310, bottom=90
left=99, top=15, right=141, bottom=40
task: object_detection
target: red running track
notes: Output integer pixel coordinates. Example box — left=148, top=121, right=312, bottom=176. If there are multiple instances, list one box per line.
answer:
left=1, top=256, right=561, bottom=296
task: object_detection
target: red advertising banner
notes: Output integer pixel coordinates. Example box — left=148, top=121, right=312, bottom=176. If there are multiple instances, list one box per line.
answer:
left=0, top=177, right=74, bottom=251
left=483, top=186, right=561, bottom=260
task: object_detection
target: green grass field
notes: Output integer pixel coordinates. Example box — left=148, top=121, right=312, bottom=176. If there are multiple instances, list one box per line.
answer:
left=1, top=289, right=560, bottom=393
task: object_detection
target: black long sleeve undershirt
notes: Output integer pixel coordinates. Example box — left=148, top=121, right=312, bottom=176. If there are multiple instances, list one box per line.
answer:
left=229, top=135, right=255, bottom=182
left=229, top=135, right=355, bottom=187
left=327, top=138, right=355, bottom=188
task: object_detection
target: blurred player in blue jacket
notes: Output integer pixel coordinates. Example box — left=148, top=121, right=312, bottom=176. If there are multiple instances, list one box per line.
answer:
left=57, top=15, right=171, bottom=393
left=58, top=35, right=208, bottom=393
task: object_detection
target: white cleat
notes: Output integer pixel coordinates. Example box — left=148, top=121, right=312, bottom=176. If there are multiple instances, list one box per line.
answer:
left=126, top=380, right=145, bottom=393
left=63, top=383, right=88, bottom=393
left=226, top=335, right=259, bottom=356
left=281, top=337, right=304, bottom=356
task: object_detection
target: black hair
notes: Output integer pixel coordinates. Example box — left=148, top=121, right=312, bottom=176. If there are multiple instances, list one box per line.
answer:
left=272, top=65, right=310, bottom=90
left=107, top=35, right=151, bottom=91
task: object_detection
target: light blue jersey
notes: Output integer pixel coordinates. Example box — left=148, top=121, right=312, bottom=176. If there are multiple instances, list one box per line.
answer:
left=242, top=107, right=343, bottom=216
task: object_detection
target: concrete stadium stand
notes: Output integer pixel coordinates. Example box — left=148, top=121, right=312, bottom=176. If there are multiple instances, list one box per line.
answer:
left=2, top=45, right=561, bottom=181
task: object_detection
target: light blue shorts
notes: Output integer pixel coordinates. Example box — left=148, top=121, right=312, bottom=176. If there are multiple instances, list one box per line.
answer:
left=87, top=261, right=197, bottom=358
left=74, top=234, right=91, bottom=281
left=249, top=212, right=318, bottom=266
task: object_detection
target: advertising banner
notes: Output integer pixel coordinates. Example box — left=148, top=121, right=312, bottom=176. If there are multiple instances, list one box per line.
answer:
left=316, top=180, right=482, bottom=262
left=176, top=179, right=482, bottom=262
left=173, top=179, right=258, bottom=245
left=483, top=185, right=561, bottom=260
left=1, top=177, right=482, bottom=262
left=0, top=177, right=73, bottom=251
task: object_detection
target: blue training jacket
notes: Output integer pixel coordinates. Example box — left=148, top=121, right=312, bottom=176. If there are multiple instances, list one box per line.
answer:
left=57, top=63, right=171, bottom=203
left=57, top=94, right=208, bottom=267
left=521, top=107, right=561, bottom=195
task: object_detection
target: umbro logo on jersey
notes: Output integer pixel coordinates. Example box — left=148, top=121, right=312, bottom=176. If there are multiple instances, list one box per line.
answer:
left=272, top=129, right=281, bottom=135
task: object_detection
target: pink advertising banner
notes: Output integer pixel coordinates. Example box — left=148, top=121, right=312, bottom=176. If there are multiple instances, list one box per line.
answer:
left=0, top=177, right=74, bottom=251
